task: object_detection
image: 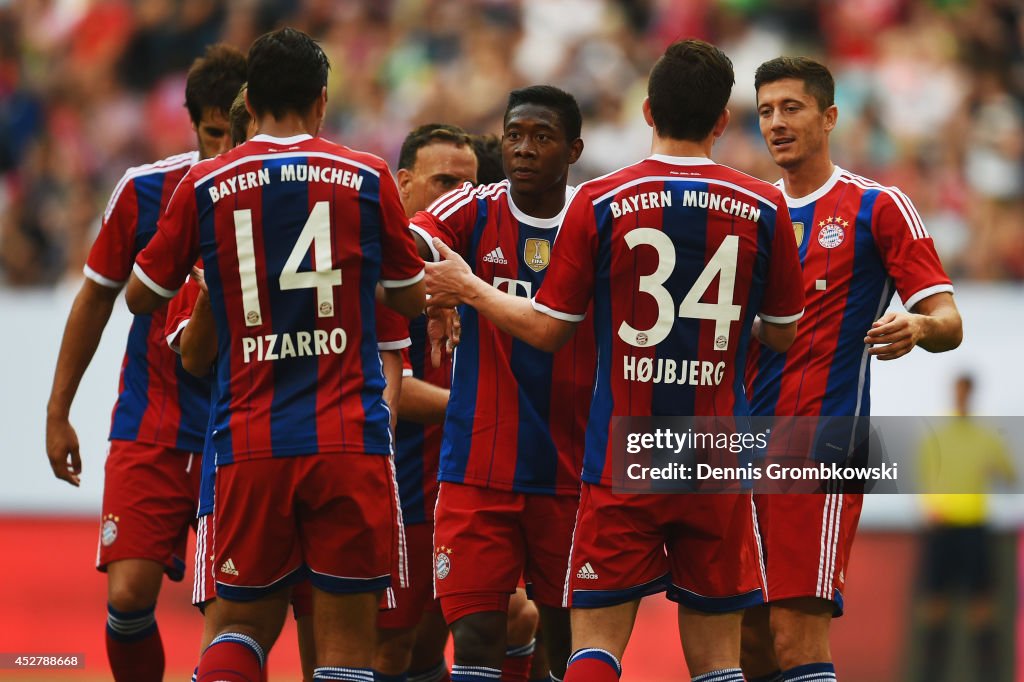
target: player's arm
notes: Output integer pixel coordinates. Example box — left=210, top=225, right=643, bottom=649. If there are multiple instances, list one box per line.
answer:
left=180, top=289, right=218, bottom=376
left=864, top=292, right=962, bottom=360
left=752, top=316, right=798, bottom=354
left=398, top=377, right=449, bottom=425
left=426, top=238, right=576, bottom=352
left=46, top=278, right=120, bottom=487
left=381, top=350, right=403, bottom=432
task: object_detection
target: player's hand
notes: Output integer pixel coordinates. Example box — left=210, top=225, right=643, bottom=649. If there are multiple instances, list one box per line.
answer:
left=864, top=311, right=926, bottom=360
left=45, top=415, right=82, bottom=487
left=424, top=238, right=473, bottom=308
left=190, top=266, right=208, bottom=296
left=426, top=305, right=461, bottom=367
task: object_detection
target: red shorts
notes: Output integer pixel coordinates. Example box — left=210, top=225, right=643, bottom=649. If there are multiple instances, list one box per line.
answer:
left=193, top=514, right=314, bottom=619
left=97, top=440, right=201, bottom=581
left=567, top=483, right=764, bottom=612
left=378, top=522, right=441, bottom=629
left=433, top=482, right=578, bottom=623
left=753, top=490, right=862, bottom=615
left=212, top=454, right=399, bottom=601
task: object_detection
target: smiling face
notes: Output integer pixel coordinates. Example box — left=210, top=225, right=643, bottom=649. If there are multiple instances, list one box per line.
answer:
left=502, top=104, right=580, bottom=198
left=756, top=77, right=836, bottom=171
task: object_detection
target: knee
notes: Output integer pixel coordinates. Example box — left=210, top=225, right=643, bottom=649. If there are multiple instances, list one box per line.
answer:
left=375, top=629, right=416, bottom=674
left=506, top=597, right=539, bottom=645
left=451, top=612, right=508, bottom=666
left=107, top=578, right=160, bottom=612
left=769, top=608, right=831, bottom=669
left=740, top=610, right=777, bottom=675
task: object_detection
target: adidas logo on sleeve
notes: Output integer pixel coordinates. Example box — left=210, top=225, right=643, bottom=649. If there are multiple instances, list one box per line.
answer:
left=482, top=247, right=508, bottom=265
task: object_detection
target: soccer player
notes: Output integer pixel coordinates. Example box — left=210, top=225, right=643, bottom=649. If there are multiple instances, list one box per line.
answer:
left=376, top=123, right=478, bottom=682
left=125, top=27, right=425, bottom=682
left=423, top=40, right=806, bottom=682
left=408, top=85, right=594, bottom=682
left=741, top=57, right=963, bottom=682
left=44, top=44, right=245, bottom=682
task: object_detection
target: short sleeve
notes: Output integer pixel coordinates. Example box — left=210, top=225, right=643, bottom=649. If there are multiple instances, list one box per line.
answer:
left=133, top=174, right=200, bottom=298
left=377, top=169, right=426, bottom=288
left=532, top=188, right=597, bottom=322
left=408, top=182, right=479, bottom=262
left=84, top=176, right=140, bottom=288
left=376, top=303, right=411, bottom=351
left=165, top=277, right=202, bottom=353
left=871, top=190, right=953, bottom=311
left=759, top=205, right=806, bottom=324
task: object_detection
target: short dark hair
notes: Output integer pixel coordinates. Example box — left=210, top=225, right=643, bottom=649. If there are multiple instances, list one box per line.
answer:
left=647, top=39, right=734, bottom=142
left=397, top=123, right=473, bottom=171
left=472, top=134, right=505, bottom=185
left=246, top=27, right=330, bottom=120
left=504, top=85, right=582, bottom=141
left=754, top=56, right=835, bottom=111
left=184, top=44, right=247, bottom=126
left=229, top=84, right=250, bottom=146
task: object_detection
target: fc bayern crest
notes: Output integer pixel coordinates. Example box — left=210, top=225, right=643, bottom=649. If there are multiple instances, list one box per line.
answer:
left=817, top=216, right=848, bottom=249
left=435, top=545, right=452, bottom=580
left=101, top=514, right=119, bottom=547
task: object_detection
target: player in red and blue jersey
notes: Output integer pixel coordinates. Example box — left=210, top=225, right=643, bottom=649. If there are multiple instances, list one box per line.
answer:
left=408, top=86, right=595, bottom=682
left=424, top=41, right=805, bottom=682
left=375, top=123, right=479, bottom=682
left=44, top=44, right=245, bottom=682
left=126, top=28, right=425, bottom=682
left=740, top=57, right=962, bottom=682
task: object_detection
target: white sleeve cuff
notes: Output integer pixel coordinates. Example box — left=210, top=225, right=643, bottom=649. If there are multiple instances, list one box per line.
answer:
left=378, top=338, right=412, bottom=351
left=531, top=298, right=586, bottom=322
left=759, top=309, right=804, bottom=324
left=409, top=224, right=440, bottom=262
left=132, top=263, right=178, bottom=298
left=402, top=368, right=414, bottom=378
left=166, top=318, right=189, bottom=354
left=902, top=284, right=954, bottom=311
left=380, top=268, right=425, bottom=288
left=83, top=265, right=125, bottom=289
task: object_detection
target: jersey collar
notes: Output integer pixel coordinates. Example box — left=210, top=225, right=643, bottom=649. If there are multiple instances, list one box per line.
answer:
left=506, top=185, right=575, bottom=230
left=647, top=154, right=715, bottom=165
left=250, top=133, right=314, bottom=145
left=779, top=164, right=844, bottom=208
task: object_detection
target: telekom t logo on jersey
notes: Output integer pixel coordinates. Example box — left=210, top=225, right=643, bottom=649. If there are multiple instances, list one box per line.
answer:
left=492, top=277, right=532, bottom=298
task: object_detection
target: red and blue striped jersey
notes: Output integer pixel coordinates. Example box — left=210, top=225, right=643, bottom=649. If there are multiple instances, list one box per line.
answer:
left=165, top=278, right=412, bottom=515
left=134, top=133, right=424, bottom=465
left=85, top=151, right=210, bottom=452
left=410, top=180, right=595, bottom=496
left=533, top=155, right=805, bottom=486
left=746, top=166, right=953, bottom=418
left=393, top=314, right=450, bottom=524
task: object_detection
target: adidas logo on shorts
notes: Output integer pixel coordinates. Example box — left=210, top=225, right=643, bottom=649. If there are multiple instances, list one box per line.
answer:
left=482, top=246, right=508, bottom=265
left=576, top=562, right=599, bottom=580
left=220, top=558, right=239, bottom=576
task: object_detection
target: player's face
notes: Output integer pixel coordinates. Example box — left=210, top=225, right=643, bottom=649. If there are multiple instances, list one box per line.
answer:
left=502, top=105, right=578, bottom=196
left=756, top=78, right=835, bottom=170
left=194, top=107, right=232, bottom=160
left=399, top=142, right=478, bottom=217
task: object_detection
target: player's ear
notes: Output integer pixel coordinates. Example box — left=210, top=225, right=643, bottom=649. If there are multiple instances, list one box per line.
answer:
left=823, top=104, right=838, bottom=133
left=567, top=138, right=584, bottom=166
left=315, top=86, right=328, bottom=126
left=642, top=97, right=654, bottom=129
left=244, top=90, right=257, bottom=122
left=712, top=108, right=730, bottom=139
left=396, top=168, right=412, bottom=199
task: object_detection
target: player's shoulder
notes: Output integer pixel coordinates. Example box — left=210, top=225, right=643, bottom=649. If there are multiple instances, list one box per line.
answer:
left=704, top=161, right=786, bottom=207
left=104, top=150, right=199, bottom=221
left=835, top=167, right=914, bottom=204
left=427, top=180, right=509, bottom=219
left=311, top=137, right=390, bottom=177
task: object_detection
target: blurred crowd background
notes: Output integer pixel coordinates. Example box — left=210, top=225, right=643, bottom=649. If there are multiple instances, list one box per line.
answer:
left=0, top=0, right=1022, bottom=286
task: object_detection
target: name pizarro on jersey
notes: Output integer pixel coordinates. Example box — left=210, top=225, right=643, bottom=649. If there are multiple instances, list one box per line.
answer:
left=241, top=328, right=347, bottom=363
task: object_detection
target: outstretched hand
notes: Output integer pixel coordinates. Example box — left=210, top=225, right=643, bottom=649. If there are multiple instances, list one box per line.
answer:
left=424, top=238, right=474, bottom=308
left=864, top=311, right=926, bottom=360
